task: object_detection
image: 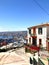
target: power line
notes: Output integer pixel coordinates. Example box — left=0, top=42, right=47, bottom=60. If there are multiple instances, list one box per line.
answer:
left=33, top=0, right=49, bottom=16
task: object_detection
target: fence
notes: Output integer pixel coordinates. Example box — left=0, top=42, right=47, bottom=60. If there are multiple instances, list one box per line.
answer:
left=38, top=58, right=45, bottom=65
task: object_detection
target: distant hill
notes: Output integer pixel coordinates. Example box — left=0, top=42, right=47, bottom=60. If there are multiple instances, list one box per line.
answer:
left=0, top=31, right=27, bottom=39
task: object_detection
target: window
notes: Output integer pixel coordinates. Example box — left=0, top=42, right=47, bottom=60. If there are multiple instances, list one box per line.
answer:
left=29, top=29, right=31, bottom=34
left=38, top=28, right=42, bottom=34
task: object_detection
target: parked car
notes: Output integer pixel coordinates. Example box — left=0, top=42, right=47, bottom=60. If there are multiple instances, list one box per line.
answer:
left=12, top=42, right=18, bottom=48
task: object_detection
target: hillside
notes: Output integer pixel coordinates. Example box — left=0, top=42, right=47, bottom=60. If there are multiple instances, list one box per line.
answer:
left=0, top=31, right=27, bottom=39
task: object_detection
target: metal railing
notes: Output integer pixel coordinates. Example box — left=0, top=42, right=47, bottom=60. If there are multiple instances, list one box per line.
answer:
left=33, top=58, right=37, bottom=65
left=31, top=34, right=37, bottom=36
left=38, top=58, right=45, bottom=65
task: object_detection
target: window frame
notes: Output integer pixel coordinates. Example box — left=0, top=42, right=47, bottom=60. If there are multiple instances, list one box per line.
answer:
left=29, top=29, right=31, bottom=34
left=38, top=27, right=42, bottom=34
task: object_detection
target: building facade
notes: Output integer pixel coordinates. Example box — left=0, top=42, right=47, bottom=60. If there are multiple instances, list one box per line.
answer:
left=25, top=23, right=49, bottom=65
left=27, top=23, right=49, bottom=50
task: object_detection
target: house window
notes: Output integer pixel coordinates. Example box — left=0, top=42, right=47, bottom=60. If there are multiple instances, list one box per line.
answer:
left=29, top=29, right=31, bottom=34
left=38, top=28, right=42, bottom=34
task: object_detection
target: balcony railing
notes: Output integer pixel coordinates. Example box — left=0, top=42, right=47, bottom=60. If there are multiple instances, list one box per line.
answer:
left=25, top=44, right=40, bottom=53
left=38, top=58, right=45, bottom=65
left=31, top=34, right=36, bottom=36
left=30, top=34, right=37, bottom=38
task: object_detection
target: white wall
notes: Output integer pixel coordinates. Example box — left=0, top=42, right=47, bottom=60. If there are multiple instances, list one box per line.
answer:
left=27, top=28, right=33, bottom=44
left=36, top=27, right=47, bottom=47
left=27, top=29, right=32, bottom=44
left=27, top=29, right=30, bottom=38
left=27, top=26, right=48, bottom=47
left=27, top=37, right=32, bottom=44
left=31, top=28, right=33, bottom=34
left=47, top=26, right=49, bottom=37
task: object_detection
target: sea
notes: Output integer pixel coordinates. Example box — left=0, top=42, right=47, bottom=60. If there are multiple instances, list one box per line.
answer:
left=0, top=36, right=13, bottom=39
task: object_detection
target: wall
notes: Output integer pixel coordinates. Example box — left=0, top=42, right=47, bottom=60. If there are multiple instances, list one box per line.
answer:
left=27, top=29, right=32, bottom=44
left=47, top=26, right=49, bottom=37
left=27, top=28, right=33, bottom=44
left=36, top=27, right=47, bottom=47
left=31, top=28, right=33, bottom=34
left=27, top=26, right=48, bottom=47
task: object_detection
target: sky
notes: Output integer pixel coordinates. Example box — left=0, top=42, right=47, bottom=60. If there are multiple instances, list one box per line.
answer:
left=0, top=0, right=49, bottom=32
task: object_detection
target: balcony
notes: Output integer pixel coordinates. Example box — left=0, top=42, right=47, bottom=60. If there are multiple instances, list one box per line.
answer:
left=31, top=34, right=37, bottom=38
left=25, top=44, right=40, bottom=53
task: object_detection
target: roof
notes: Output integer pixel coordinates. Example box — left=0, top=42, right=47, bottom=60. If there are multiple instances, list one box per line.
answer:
left=28, top=23, right=49, bottom=29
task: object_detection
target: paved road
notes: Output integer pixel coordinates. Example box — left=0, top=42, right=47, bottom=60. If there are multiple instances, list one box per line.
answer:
left=0, top=48, right=30, bottom=65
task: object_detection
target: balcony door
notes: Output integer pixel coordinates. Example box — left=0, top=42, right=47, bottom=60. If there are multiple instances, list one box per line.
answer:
left=32, top=38, right=37, bottom=46
left=39, top=39, right=42, bottom=47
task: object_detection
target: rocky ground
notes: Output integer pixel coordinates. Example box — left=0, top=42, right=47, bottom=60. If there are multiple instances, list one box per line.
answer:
left=0, top=47, right=31, bottom=65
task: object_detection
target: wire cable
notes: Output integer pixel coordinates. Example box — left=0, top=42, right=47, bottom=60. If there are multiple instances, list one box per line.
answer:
left=33, top=0, right=49, bottom=16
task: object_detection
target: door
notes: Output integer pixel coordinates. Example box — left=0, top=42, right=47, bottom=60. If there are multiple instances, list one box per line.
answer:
left=39, top=39, right=42, bottom=47
left=32, top=38, right=37, bottom=46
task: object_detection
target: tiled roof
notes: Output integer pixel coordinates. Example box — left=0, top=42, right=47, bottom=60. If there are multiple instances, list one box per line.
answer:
left=28, top=23, right=49, bottom=29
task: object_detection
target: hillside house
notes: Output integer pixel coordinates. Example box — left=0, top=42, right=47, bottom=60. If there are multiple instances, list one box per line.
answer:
left=25, top=23, right=49, bottom=65
left=27, top=23, right=49, bottom=51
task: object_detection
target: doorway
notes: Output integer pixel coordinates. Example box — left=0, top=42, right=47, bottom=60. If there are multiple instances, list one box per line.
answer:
left=32, top=38, right=37, bottom=46
left=39, top=39, right=42, bottom=47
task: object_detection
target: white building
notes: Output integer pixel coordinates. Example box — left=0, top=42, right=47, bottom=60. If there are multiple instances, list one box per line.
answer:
left=27, top=23, right=49, bottom=50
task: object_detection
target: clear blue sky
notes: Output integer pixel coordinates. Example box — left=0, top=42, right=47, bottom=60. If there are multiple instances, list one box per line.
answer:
left=0, top=0, right=49, bottom=31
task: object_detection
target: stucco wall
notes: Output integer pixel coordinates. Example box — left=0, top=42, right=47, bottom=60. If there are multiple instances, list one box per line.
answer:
left=31, top=28, right=33, bottom=34
left=27, top=26, right=48, bottom=47
left=27, top=29, right=32, bottom=44
left=47, top=26, right=49, bottom=37
left=36, top=27, right=47, bottom=47
left=27, top=29, right=30, bottom=38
